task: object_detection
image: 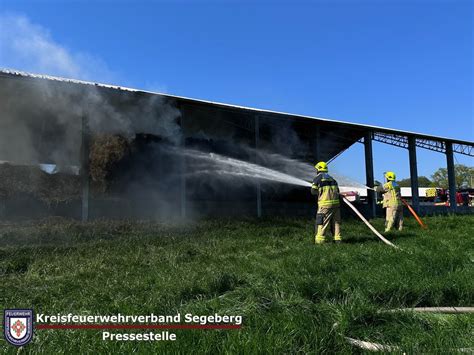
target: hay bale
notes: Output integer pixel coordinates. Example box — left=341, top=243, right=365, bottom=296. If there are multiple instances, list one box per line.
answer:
left=0, top=163, right=81, bottom=204
left=0, top=134, right=131, bottom=204
left=89, top=134, right=130, bottom=193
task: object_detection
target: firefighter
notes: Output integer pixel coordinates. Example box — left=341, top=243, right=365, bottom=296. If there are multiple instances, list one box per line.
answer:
left=380, top=171, right=403, bottom=232
left=311, top=161, right=342, bottom=244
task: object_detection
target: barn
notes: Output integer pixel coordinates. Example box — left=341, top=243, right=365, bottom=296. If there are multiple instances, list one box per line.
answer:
left=1, top=69, right=472, bottom=220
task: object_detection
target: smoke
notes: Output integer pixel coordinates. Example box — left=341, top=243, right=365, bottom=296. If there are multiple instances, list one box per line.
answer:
left=0, top=12, right=181, bottom=165
left=0, top=76, right=182, bottom=166
left=0, top=13, right=369, bottom=221
left=269, top=119, right=305, bottom=156
left=0, top=13, right=186, bottom=220
left=0, top=13, right=114, bottom=82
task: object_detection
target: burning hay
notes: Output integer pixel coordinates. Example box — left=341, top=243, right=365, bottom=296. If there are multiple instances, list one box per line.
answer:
left=0, top=134, right=131, bottom=204
left=90, top=134, right=130, bottom=193
left=0, top=163, right=81, bottom=205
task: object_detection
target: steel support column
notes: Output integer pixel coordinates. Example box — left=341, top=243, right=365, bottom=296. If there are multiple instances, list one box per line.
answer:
left=81, top=116, right=90, bottom=222
left=364, top=132, right=376, bottom=218
left=255, top=115, right=262, bottom=217
left=179, top=109, right=186, bottom=219
left=408, top=136, right=419, bottom=212
left=446, top=142, right=457, bottom=211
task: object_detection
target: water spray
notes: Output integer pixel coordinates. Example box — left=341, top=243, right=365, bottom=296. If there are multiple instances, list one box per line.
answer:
left=180, top=148, right=396, bottom=248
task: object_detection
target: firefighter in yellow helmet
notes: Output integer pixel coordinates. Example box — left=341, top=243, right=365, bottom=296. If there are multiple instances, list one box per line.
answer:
left=380, top=171, right=403, bottom=232
left=311, top=162, right=342, bottom=244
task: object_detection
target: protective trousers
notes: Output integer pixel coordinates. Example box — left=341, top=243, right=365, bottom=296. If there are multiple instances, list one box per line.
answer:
left=385, top=206, right=403, bottom=232
left=315, top=206, right=341, bottom=244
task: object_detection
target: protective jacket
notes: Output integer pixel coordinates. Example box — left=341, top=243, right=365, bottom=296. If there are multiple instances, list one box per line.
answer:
left=382, top=181, right=401, bottom=208
left=311, top=173, right=340, bottom=207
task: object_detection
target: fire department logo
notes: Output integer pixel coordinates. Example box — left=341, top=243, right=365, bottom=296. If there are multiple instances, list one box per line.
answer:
left=3, top=309, right=33, bottom=346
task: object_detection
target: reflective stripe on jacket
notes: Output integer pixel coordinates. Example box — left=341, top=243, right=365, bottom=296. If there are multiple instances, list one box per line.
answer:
left=382, top=181, right=401, bottom=208
left=311, top=173, right=340, bottom=207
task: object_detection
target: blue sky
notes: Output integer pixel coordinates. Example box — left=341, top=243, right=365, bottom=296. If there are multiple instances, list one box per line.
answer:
left=0, top=0, right=472, bottom=184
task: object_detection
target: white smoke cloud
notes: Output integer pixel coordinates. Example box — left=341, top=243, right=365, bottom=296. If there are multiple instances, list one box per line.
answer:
left=0, top=13, right=114, bottom=82
left=0, top=12, right=183, bottom=167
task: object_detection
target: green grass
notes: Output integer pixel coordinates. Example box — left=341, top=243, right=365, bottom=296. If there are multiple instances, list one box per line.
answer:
left=0, top=215, right=473, bottom=353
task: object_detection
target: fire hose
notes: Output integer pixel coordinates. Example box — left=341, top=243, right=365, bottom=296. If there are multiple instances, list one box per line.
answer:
left=341, top=196, right=399, bottom=249
left=401, top=198, right=427, bottom=229
left=334, top=307, right=474, bottom=352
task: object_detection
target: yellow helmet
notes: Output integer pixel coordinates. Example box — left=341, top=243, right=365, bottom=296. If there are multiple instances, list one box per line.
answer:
left=315, top=161, right=328, bottom=172
left=385, top=171, right=396, bottom=181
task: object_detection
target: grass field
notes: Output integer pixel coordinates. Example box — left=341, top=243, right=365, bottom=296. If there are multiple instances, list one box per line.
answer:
left=1, top=214, right=473, bottom=353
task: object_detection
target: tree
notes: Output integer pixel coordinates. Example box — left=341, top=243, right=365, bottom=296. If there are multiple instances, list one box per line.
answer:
left=396, top=176, right=433, bottom=187
left=431, top=164, right=474, bottom=188
left=398, top=178, right=410, bottom=187
left=419, top=176, right=434, bottom=187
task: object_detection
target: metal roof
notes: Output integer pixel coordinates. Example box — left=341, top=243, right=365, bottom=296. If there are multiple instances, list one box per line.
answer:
left=1, top=68, right=473, bottom=148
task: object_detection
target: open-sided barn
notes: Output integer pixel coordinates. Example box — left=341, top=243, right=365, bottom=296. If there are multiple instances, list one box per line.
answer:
left=0, top=69, right=472, bottom=220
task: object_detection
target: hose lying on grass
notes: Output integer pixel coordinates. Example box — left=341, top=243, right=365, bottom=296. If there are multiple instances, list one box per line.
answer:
left=385, top=307, right=474, bottom=314
left=345, top=337, right=398, bottom=352
left=332, top=322, right=399, bottom=352
left=341, top=196, right=399, bottom=249
left=401, top=198, right=428, bottom=229
left=334, top=307, right=474, bottom=352
left=344, top=336, right=473, bottom=353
